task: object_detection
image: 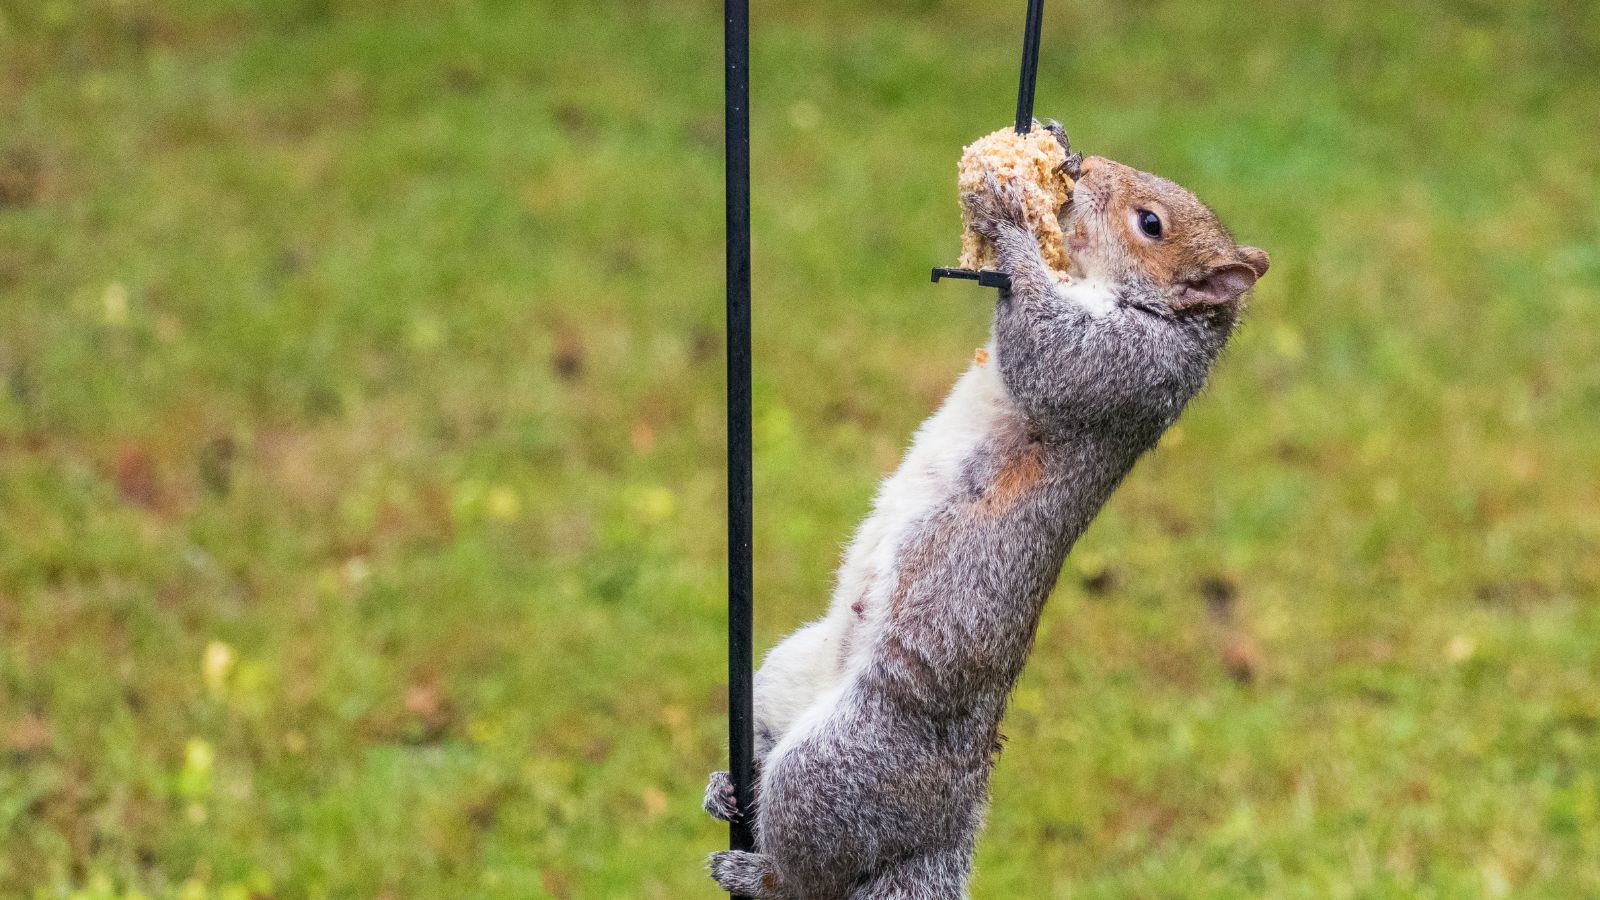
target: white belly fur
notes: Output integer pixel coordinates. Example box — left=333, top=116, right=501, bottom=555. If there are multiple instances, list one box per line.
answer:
left=756, top=346, right=1014, bottom=770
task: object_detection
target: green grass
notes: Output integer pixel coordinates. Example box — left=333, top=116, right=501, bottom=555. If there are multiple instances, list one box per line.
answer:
left=1, top=0, right=1598, bottom=896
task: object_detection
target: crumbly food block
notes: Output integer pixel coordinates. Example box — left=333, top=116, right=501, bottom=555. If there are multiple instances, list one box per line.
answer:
left=957, top=125, right=1075, bottom=279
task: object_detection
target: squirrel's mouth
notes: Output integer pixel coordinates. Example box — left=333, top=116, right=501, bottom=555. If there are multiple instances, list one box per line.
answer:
left=1058, top=188, right=1091, bottom=238
left=1069, top=179, right=1109, bottom=221
left=1056, top=183, right=1077, bottom=228
left=1059, top=184, right=1104, bottom=276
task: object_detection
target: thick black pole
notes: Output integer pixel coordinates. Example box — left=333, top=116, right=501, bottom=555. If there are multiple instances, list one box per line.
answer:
left=1014, top=0, right=1046, bottom=133
left=724, top=0, right=757, bottom=869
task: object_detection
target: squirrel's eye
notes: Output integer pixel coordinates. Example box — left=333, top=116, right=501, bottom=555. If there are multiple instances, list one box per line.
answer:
left=1136, top=209, right=1163, bottom=239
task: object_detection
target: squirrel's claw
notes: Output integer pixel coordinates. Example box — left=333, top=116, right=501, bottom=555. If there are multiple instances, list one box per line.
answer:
left=1044, top=119, right=1084, bottom=181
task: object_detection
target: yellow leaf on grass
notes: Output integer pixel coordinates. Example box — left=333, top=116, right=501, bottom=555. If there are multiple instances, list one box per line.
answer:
left=201, top=641, right=236, bottom=697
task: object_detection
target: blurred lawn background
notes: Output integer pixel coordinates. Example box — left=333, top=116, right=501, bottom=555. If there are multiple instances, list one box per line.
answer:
left=1, top=0, right=1598, bottom=896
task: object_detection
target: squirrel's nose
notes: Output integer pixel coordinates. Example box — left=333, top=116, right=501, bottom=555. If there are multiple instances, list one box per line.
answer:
left=1079, top=155, right=1106, bottom=175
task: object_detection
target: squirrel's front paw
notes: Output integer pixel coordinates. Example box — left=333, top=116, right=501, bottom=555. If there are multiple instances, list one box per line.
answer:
left=962, top=173, right=1030, bottom=243
left=1044, top=119, right=1084, bottom=180
left=703, top=770, right=740, bottom=822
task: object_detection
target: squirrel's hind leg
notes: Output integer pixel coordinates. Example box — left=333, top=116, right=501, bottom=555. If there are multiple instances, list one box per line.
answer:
left=709, top=850, right=784, bottom=899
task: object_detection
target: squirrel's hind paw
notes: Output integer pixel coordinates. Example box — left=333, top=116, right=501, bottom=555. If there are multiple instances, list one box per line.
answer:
left=703, top=770, right=740, bottom=822
left=709, top=850, right=783, bottom=899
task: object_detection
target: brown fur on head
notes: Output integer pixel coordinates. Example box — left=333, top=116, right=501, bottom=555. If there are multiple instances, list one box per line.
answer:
left=1064, top=155, right=1269, bottom=312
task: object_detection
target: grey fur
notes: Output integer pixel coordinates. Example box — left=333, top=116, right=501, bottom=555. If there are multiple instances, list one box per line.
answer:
left=710, top=147, right=1262, bottom=898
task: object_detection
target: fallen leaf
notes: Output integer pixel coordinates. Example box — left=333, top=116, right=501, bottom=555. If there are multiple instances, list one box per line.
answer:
left=1222, top=632, right=1262, bottom=685
left=551, top=332, right=584, bottom=381
left=114, top=444, right=162, bottom=509
left=201, top=641, right=236, bottom=696
left=486, top=486, right=521, bottom=521
left=5, top=714, right=50, bottom=755
left=405, top=682, right=445, bottom=720
left=642, top=786, right=668, bottom=818
left=102, top=282, right=130, bottom=326
left=1200, top=575, right=1238, bottom=621
left=0, top=148, right=43, bottom=208
left=630, top=423, right=656, bottom=453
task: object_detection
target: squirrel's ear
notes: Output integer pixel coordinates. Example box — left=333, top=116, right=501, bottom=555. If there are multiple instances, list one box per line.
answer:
left=1177, top=263, right=1259, bottom=309
left=1237, top=246, right=1270, bottom=278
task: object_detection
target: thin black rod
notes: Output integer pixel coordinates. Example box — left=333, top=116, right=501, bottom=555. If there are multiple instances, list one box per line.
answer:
left=1014, top=0, right=1046, bottom=133
left=724, top=0, right=757, bottom=865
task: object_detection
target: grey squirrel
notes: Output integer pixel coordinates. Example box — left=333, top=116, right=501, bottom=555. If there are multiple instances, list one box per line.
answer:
left=706, top=123, right=1269, bottom=899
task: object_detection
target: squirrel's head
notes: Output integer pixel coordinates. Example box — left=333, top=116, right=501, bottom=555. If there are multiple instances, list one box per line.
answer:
left=1063, top=155, right=1268, bottom=327
left=983, top=151, right=1272, bottom=439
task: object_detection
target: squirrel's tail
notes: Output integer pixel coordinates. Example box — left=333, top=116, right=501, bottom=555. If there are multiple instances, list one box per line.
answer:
left=709, top=850, right=784, bottom=899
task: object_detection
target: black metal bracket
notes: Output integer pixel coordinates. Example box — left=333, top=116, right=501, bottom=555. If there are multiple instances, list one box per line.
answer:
left=931, top=266, right=1012, bottom=292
